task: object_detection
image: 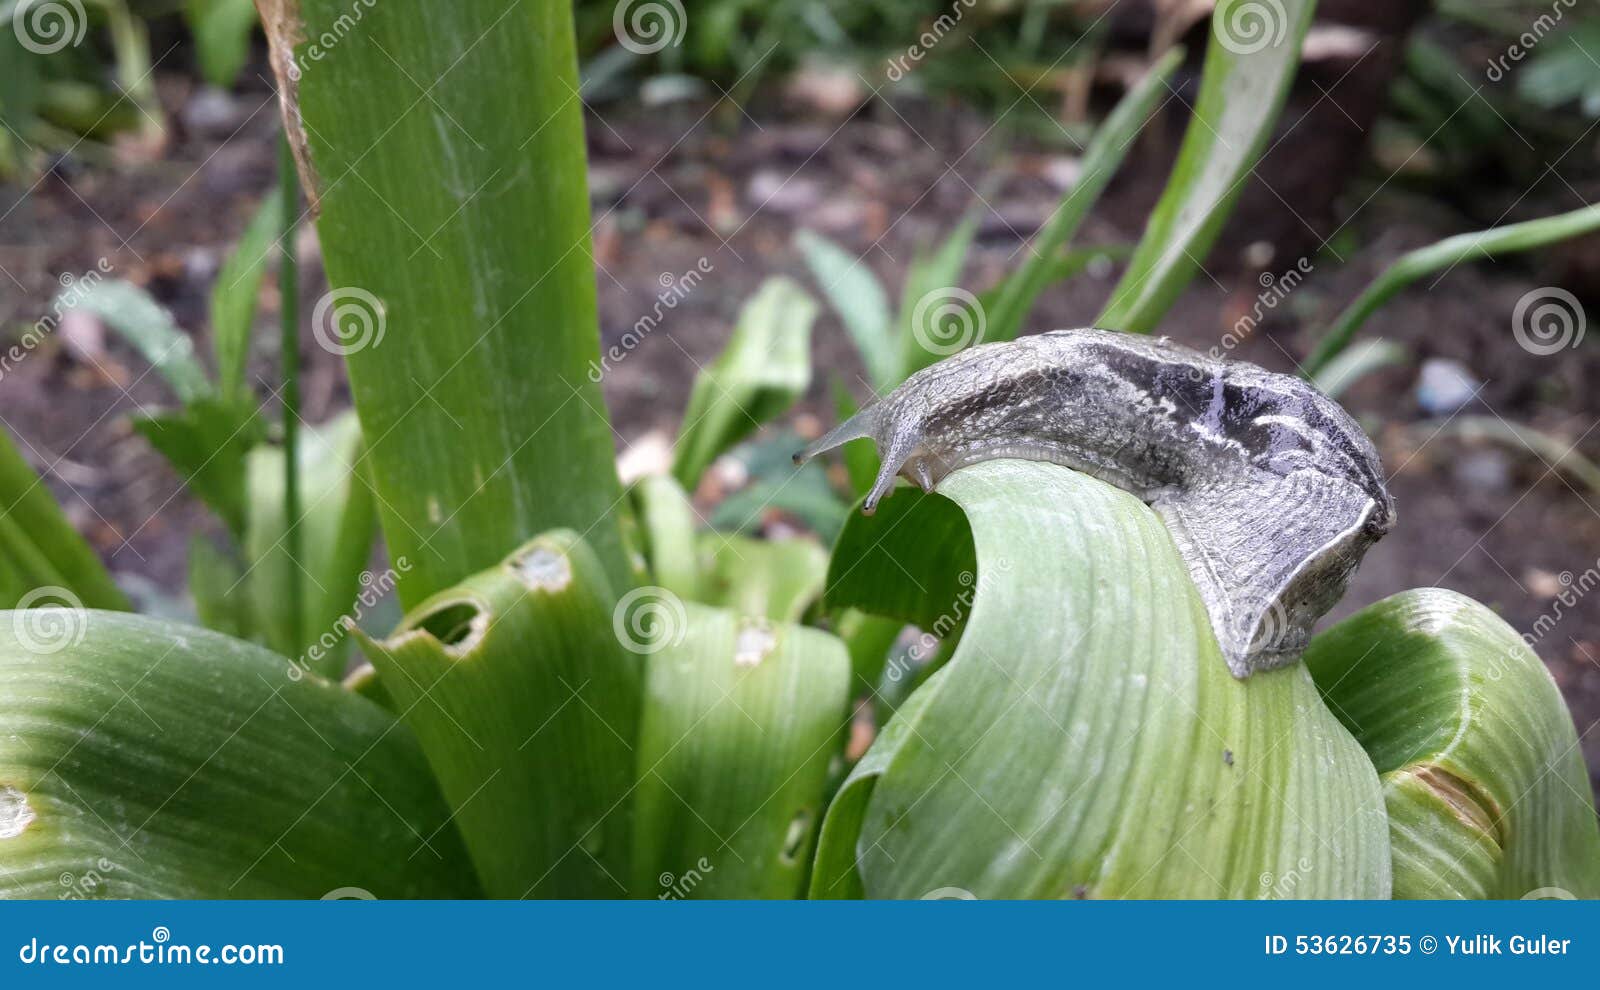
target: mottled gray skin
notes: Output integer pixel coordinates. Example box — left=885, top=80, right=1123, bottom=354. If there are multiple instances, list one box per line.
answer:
left=797, top=329, right=1395, bottom=678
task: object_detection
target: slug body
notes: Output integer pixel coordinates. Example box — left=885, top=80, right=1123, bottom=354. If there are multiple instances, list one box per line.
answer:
left=797, top=329, right=1395, bottom=678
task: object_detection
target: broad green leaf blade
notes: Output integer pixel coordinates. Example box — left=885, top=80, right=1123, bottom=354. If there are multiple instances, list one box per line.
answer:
left=132, top=397, right=266, bottom=540
left=1305, top=589, right=1600, bottom=900
left=245, top=411, right=377, bottom=674
left=795, top=230, right=895, bottom=392
left=628, top=474, right=701, bottom=601
left=211, top=187, right=284, bottom=403
left=1097, top=0, right=1317, bottom=333
left=671, top=278, right=818, bottom=490
left=0, top=429, right=128, bottom=611
left=351, top=531, right=642, bottom=898
left=270, top=0, right=632, bottom=601
left=897, top=207, right=981, bottom=380
left=984, top=49, right=1181, bottom=343
left=184, top=0, right=259, bottom=86
left=0, top=611, right=476, bottom=898
left=66, top=279, right=213, bottom=403
left=696, top=532, right=827, bottom=623
left=821, top=460, right=1389, bottom=898
left=1303, top=202, right=1600, bottom=375
left=632, top=603, right=849, bottom=899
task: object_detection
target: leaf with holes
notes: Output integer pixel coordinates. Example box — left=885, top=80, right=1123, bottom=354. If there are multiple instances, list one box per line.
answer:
left=351, top=531, right=642, bottom=898
left=632, top=603, right=849, bottom=898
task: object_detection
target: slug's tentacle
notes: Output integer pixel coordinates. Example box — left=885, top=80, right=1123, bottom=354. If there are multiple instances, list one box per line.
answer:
left=793, top=405, right=880, bottom=466
left=798, top=328, right=1394, bottom=679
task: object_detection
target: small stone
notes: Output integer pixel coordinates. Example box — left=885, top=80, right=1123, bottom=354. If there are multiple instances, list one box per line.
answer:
left=1416, top=358, right=1480, bottom=414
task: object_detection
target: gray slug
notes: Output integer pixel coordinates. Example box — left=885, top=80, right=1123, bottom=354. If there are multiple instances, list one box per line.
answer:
left=796, top=328, right=1395, bottom=678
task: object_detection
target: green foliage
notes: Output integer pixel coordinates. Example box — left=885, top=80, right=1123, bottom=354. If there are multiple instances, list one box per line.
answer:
left=352, top=532, right=643, bottom=898
left=184, top=0, right=259, bottom=87
left=0, top=429, right=129, bottom=612
left=672, top=278, right=818, bottom=490
left=633, top=602, right=849, bottom=898
left=0, top=611, right=476, bottom=898
left=1519, top=20, right=1600, bottom=117
left=1307, top=590, right=1600, bottom=899
left=815, top=462, right=1391, bottom=898
left=1098, top=0, right=1316, bottom=333
left=289, top=0, right=633, bottom=602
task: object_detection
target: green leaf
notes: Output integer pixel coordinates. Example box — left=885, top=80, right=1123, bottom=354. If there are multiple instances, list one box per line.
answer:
left=244, top=411, right=377, bottom=674
left=281, top=0, right=632, bottom=601
left=817, top=460, right=1390, bottom=898
left=66, top=279, right=212, bottom=403
left=897, top=206, right=982, bottom=380
left=628, top=474, right=701, bottom=601
left=632, top=602, right=849, bottom=898
left=1518, top=22, right=1600, bottom=117
left=1305, top=589, right=1600, bottom=899
left=672, top=278, right=818, bottom=490
left=132, top=397, right=266, bottom=540
left=0, top=428, right=128, bottom=612
left=1303, top=202, right=1600, bottom=375
left=811, top=672, right=937, bottom=899
left=696, top=531, right=828, bottom=624
left=0, top=611, right=476, bottom=898
left=186, top=534, right=253, bottom=640
left=984, top=49, right=1181, bottom=343
left=351, top=531, right=642, bottom=898
left=1097, top=0, right=1316, bottom=333
left=211, top=187, right=284, bottom=404
left=795, top=229, right=895, bottom=392
left=183, top=0, right=259, bottom=87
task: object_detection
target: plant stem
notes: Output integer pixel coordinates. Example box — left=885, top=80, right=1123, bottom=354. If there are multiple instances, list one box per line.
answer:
left=278, top=132, right=302, bottom=653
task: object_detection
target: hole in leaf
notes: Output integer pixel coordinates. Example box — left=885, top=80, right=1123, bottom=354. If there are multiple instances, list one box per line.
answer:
left=415, top=603, right=483, bottom=651
left=0, top=785, right=36, bottom=840
left=780, top=808, right=812, bottom=865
